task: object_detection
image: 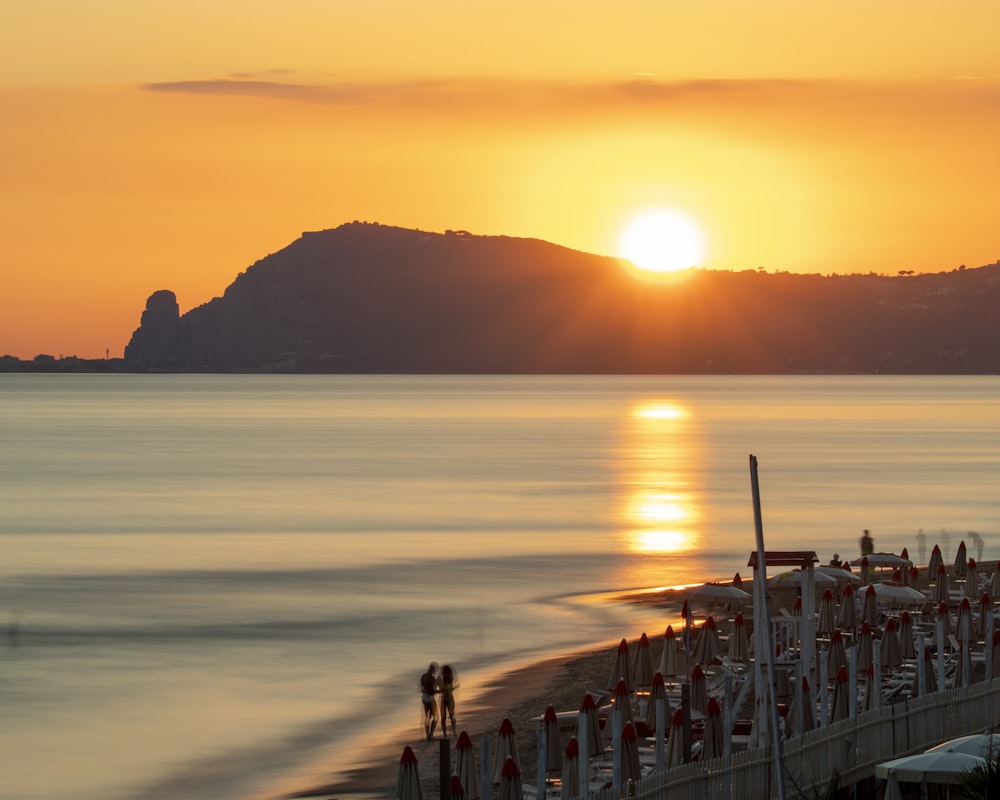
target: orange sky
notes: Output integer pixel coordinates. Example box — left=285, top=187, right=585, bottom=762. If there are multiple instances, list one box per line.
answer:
left=2, top=1, right=999, bottom=359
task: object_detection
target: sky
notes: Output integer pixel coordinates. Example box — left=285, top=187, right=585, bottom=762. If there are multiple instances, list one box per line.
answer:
left=2, top=1, right=999, bottom=359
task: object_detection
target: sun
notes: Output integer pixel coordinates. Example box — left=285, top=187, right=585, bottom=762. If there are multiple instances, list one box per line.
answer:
left=619, top=208, right=706, bottom=272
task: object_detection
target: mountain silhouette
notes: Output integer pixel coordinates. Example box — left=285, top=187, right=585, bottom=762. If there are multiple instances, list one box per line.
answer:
left=123, top=221, right=1000, bottom=373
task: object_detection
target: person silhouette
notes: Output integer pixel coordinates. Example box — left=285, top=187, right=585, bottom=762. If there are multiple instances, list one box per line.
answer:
left=439, top=664, right=459, bottom=737
left=419, top=662, right=440, bottom=740
left=860, top=529, right=874, bottom=557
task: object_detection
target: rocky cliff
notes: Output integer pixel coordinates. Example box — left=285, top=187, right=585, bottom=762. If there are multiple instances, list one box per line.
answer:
left=123, top=222, right=1000, bottom=373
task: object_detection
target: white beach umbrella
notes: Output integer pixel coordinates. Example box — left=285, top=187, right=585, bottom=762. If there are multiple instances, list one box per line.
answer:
left=454, top=732, right=480, bottom=800
left=604, top=678, right=634, bottom=743
left=928, top=733, right=1000, bottom=760
left=578, top=692, right=603, bottom=759
left=728, top=613, right=750, bottom=662
left=928, top=544, right=943, bottom=580
left=498, top=757, right=524, bottom=800
left=872, top=581, right=926, bottom=608
left=874, top=750, right=985, bottom=784
left=689, top=582, right=750, bottom=608
left=632, top=632, right=654, bottom=688
left=561, top=738, right=580, bottom=800
left=828, top=628, right=848, bottom=675
left=861, top=584, right=879, bottom=625
left=855, top=553, right=912, bottom=571
left=395, top=745, right=423, bottom=800
left=898, top=611, right=916, bottom=660
left=607, top=638, right=632, bottom=693
left=830, top=666, right=850, bottom=722
left=659, top=625, right=679, bottom=678
left=966, top=558, right=980, bottom=598
left=934, top=564, right=951, bottom=604
left=769, top=569, right=836, bottom=589
left=787, top=675, right=816, bottom=739
left=991, top=561, right=1000, bottom=598
left=492, top=718, right=521, bottom=785
left=665, top=708, right=686, bottom=768
left=702, top=697, right=724, bottom=761
left=689, top=663, right=707, bottom=716
left=449, top=774, right=465, bottom=800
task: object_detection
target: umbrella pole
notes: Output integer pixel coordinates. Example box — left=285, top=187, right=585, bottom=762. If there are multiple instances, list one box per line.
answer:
left=536, top=724, right=546, bottom=800
left=576, top=714, right=588, bottom=800
left=749, top=455, right=786, bottom=800
left=439, top=740, right=450, bottom=800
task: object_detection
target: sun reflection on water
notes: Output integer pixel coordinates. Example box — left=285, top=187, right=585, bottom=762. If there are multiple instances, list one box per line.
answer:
left=619, top=400, right=700, bottom=556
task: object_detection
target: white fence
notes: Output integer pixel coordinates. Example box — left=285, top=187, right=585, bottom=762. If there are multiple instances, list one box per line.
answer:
left=590, top=678, right=1000, bottom=800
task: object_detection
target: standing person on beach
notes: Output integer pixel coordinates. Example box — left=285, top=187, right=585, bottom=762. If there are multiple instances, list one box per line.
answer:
left=439, top=664, right=459, bottom=737
left=419, top=662, right=440, bottom=740
left=860, top=529, right=874, bottom=557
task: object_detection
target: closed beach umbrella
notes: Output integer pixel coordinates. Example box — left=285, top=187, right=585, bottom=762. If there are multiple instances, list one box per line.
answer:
left=977, top=592, right=991, bottom=639
left=620, top=721, right=642, bottom=783
left=913, top=645, right=938, bottom=695
left=967, top=558, right=980, bottom=598
left=857, top=621, right=874, bottom=672
left=450, top=774, right=465, bottom=800
left=818, top=589, right=837, bottom=635
left=542, top=705, right=561, bottom=773
left=692, top=616, right=722, bottom=665
left=928, top=733, right=1000, bottom=759
left=454, top=732, right=480, bottom=800
left=665, top=708, right=686, bottom=768
left=702, top=697, right=724, bottom=760
left=644, top=671, right=670, bottom=733
left=957, top=597, right=973, bottom=644
left=837, top=583, right=857, bottom=632
left=561, top=738, right=580, bottom=800
left=498, top=757, right=524, bottom=800
left=733, top=572, right=744, bottom=592
left=632, top=632, right=654, bottom=688
left=681, top=599, right=693, bottom=653
left=991, top=562, right=1000, bottom=598
left=861, top=663, right=878, bottom=711
left=861, top=584, right=879, bottom=625
left=787, top=676, right=815, bottom=738
left=831, top=666, right=850, bottom=722
left=859, top=556, right=872, bottom=585
left=828, top=628, right=848, bottom=675
left=908, top=565, right=921, bottom=589
left=874, top=750, right=985, bottom=784
left=898, top=611, right=916, bottom=660
left=934, top=564, right=951, bottom=604
left=492, top=718, right=521, bottom=785
left=955, top=540, right=968, bottom=577
left=928, top=544, right=943, bottom=581
left=993, top=630, right=1000, bottom=679
left=728, top=613, right=750, bottom=662
left=607, top=638, right=632, bottom=693
left=882, top=617, right=902, bottom=669
left=395, top=745, right=423, bottom=800
left=689, top=663, right=708, bottom=715
left=578, top=692, right=603, bottom=759
left=659, top=625, right=679, bottom=678
left=604, top=678, right=634, bottom=743
left=937, top=602, right=953, bottom=641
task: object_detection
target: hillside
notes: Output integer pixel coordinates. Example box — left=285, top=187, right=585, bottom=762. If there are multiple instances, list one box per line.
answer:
left=123, top=222, right=1000, bottom=373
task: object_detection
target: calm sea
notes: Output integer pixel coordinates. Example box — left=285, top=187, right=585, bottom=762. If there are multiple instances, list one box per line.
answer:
left=2, top=375, right=998, bottom=800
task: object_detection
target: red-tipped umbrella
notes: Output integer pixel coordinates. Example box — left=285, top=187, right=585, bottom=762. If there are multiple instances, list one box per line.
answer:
left=928, top=544, right=943, bottom=580
left=604, top=678, right=634, bottom=742
left=542, top=705, right=561, bottom=774
left=561, top=738, right=580, bottom=800
left=492, top=718, right=521, bottom=785
left=454, top=731, right=480, bottom=800
left=665, top=708, right=686, bottom=768
left=859, top=556, right=872, bottom=585
left=702, top=697, right=724, bottom=760
left=957, top=597, right=974, bottom=645
left=862, top=584, right=879, bottom=625
left=396, top=745, right=423, bottom=800
left=607, top=638, right=632, bottom=693
left=498, top=757, right=524, bottom=800
left=689, top=663, right=707, bottom=715
left=857, top=621, right=874, bottom=672
left=883, top=617, right=902, bottom=669
left=450, top=774, right=465, bottom=800
left=899, top=611, right=916, bottom=660
left=831, top=666, right=850, bottom=722
left=728, top=613, right=750, bottom=662
left=828, top=628, right=847, bottom=674
left=621, top=721, right=642, bottom=783
left=691, top=616, right=722, bottom=665
left=732, top=572, right=744, bottom=592
left=978, top=593, right=992, bottom=639
left=837, top=583, right=857, bottom=632
left=966, top=558, right=980, bottom=598
left=787, top=675, right=815, bottom=738
left=632, top=632, right=654, bottom=688
left=861, top=663, right=878, bottom=711
left=955, top=541, right=968, bottom=577
left=578, top=692, right=603, bottom=758
left=818, top=589, right=837, bottom=635
left=934, top=564, right=951, bottom=604
left=993, top=630, right=1000, bottom=679
left=913, top=645, right=938, bottom=695
left=937, top=602, right=953, bottom=641
left=644, top=671, right=670, bottom=733
left=659, top=625, right=679, bottom=677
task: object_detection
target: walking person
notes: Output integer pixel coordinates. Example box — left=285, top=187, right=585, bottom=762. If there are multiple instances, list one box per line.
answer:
left=419, top=662, right=440, bottom=740
left=439, top=664, right=459, bottom=737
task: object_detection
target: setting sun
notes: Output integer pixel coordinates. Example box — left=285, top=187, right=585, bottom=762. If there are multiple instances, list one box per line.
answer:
left=619, top=209, right=706, bottom=273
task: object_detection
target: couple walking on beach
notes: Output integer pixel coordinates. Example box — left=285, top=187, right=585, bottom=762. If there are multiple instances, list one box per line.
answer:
left=420, top=662, right=459, bottom=740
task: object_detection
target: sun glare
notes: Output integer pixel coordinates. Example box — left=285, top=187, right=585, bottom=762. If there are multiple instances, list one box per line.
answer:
left=619, top=209, right=706, bottom=272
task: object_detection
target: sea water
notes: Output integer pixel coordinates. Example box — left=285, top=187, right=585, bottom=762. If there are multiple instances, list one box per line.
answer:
left=1, top=374, right=998, bottom=800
